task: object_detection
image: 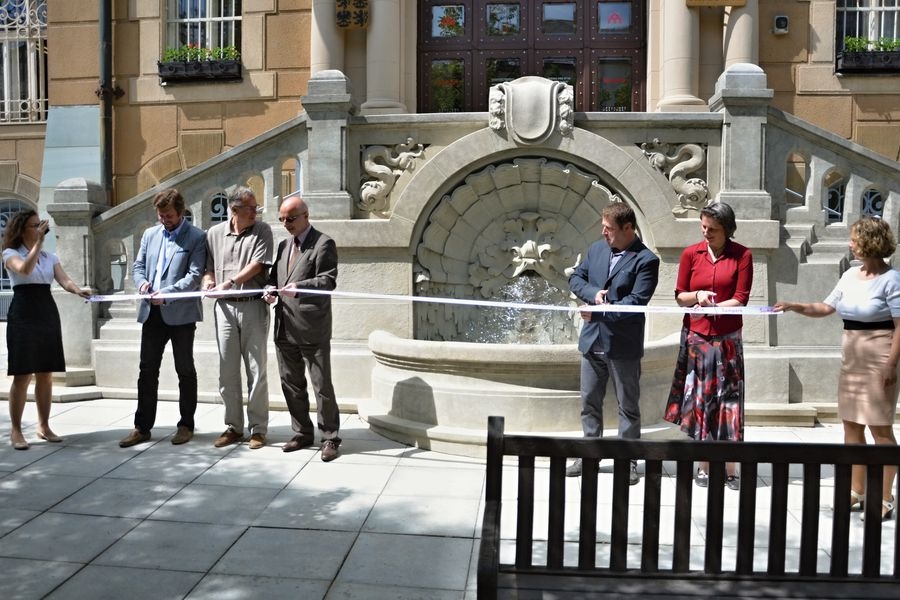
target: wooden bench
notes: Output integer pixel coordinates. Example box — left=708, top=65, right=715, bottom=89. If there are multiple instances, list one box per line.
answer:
left=477, top=415, right=900, bottom=599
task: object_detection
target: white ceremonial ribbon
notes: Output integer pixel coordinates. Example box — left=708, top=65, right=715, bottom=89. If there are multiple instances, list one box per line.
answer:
left=86, top=288, right=782, bottom=315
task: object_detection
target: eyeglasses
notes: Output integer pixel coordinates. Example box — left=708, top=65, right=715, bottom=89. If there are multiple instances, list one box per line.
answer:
left=233, top=205, right=263, bottom=214
left=278, top=213, right=308, bottom=223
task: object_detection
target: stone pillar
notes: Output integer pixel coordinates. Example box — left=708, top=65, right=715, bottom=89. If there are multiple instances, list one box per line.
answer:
left=301, top=70, right=357, bottom=219
left=724, top=0, right=759, bottom=68
left=46, top=178, right=107, bottom=367
left=657, top=1, right=706, bottom=110
left=311, top=0, right=345, bottom=76
left=708, top=63, right=774, bottom=219
left=361, top=0, right=406, bottom=114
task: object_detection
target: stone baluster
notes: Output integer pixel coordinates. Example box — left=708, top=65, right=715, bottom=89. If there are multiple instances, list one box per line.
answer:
left=46, top=178, right=107, bottom=367
left=790, top=155, right=833, bottom=225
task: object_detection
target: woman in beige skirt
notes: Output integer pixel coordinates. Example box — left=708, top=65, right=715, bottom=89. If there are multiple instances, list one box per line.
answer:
left=776, top=216, right=900, bottom=521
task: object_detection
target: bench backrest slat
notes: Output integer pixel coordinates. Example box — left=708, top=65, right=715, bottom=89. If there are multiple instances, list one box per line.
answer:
left=640, top=460, right=663, bottom=573
left=863, top=463, right=886, bottom=577
left=673, top=461, right=693, bottom=572
left=515, top=456, right=535, bottom=569
left=800, top=464, right=822, bottom=575
left=768, top=462, right=790, bottom=575
left=610, top=459, right=631, bottom=571
left=578, top=458, right=600, bottom=569
left=830, top=463, right=852, bottom=577
left=735, top=462, right=758, bottom=575
left=547, top=457, right=567, bottom=568
left=704, top=462, right=727, bottom=574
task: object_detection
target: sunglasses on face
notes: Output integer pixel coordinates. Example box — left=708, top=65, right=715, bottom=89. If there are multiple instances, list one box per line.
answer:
left=278, top=213, right=308, bottom=224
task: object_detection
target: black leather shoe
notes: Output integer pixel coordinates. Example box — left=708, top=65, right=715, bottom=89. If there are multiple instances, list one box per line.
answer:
left=282, top=435, right=314, bottom=453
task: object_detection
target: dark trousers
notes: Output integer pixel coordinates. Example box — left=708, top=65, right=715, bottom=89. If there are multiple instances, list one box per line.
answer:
left=275, top=339, right=340, bottom=440
left=135, top=305, right=198, bottom=433
left=579, top=351, right=642, bottom=440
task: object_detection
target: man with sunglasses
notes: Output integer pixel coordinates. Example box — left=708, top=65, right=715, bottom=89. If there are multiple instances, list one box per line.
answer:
left=263, top=195, right=341, bottom=461
left=202, top=187, right=274, bottom=449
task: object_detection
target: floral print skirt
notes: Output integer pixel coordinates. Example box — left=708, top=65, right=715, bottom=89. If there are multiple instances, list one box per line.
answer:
left=664, top=326, right=744, bottom=442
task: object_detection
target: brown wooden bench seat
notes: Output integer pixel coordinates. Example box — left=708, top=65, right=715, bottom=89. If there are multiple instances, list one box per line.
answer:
left=477, top=415, right=900, bottom=599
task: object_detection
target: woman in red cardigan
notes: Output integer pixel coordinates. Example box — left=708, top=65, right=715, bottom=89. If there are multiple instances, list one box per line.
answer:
left=664, top=203, right=753, bottom=490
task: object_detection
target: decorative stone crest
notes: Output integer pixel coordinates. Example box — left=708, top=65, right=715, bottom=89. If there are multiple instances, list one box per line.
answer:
left=488, top=76, right=574, bottom=144
left=358, top=138, right=424, bottom=216
left=641, top=138, right=710, bottom=216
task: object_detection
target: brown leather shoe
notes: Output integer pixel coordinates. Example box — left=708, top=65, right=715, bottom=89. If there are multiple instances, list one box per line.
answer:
left=214, top=429, right=243, bottom=448
left=248, top=433, right=266, bottom=449
left=171, top=426, right=193, bottom=445
left=119, top=428, right=151, bottom=448
left=282, top=435, right=314, bottom=453
left=320, top=439, right=339, bottom=462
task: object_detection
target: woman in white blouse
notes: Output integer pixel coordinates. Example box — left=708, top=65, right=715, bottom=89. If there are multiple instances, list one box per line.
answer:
left=2, top=210, right=90, bottom=449
left=775, top=216, right=900, bottom=521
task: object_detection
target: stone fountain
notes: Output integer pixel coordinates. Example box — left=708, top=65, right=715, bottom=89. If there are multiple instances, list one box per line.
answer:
left=358, top=78, right=680, bottom=456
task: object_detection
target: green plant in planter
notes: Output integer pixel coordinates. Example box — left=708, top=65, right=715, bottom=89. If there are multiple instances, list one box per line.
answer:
left=842, top=36, right=870, bottom=52
left=875, top=37, right=900, bottom=51
left=161, top=44, right=240, bottom=62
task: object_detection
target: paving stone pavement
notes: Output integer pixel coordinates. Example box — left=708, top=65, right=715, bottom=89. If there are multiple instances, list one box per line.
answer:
left=1, top=399, right=897, bottom=599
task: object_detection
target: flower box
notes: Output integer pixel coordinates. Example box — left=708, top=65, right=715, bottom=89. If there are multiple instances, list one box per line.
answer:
left=157, top=59, right=242, bottom=84
left=836, top=51, right=900, bottom=74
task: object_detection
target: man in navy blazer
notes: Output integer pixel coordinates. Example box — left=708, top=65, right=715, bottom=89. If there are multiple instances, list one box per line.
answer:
left=567, top=202, right=660, bottom=481
left=263, top=195, right=341, bottom=462
left=119, top=188, right=207, bottom=447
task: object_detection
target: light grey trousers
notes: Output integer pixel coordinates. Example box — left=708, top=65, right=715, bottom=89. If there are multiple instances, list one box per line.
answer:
left=214, top=298, right=270, bottom=435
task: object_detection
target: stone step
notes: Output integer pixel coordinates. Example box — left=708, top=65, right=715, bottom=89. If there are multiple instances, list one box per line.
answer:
left=744, top=403, right=818, bottom=427
left=97, top=318, right=144, bottom=340
left=0, top=384, right=103, bottom=403
left=53, top=367, right=96, bottom=387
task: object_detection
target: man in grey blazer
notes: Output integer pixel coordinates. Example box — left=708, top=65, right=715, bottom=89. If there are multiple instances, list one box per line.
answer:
left=120, top=188, right=207, bottom=447
left=567, top=201, right=660, bottom=481
left=263, top=195, right=341, bottom=461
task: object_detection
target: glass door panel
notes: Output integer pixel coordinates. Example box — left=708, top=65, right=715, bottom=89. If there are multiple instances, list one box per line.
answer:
left=426, top=57, right=469, bottom=112
left=595, top=57, right=632, bottom=111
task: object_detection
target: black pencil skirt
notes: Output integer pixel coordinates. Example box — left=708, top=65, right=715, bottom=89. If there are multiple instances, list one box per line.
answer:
left=6, top=284, right=66, bottom=375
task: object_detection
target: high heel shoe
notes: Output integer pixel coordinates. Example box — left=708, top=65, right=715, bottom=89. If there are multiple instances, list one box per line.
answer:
left=849, top=490, right=865, bottom=512
left=695, top=468, right=709, bottom=487
left=860, top=496, right=894, bottom=522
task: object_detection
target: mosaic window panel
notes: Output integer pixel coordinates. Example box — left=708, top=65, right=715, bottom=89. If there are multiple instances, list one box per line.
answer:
left=598, top=2, right=632, bottom=33
left=432, top=5, right=466, bottom=38
left=542, top=3, right=576, bottom=35
left=486, top=4, right=521, bottom=36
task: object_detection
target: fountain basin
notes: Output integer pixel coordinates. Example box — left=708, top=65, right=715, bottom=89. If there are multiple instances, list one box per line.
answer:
left=361, top=330, right=681, bottom=456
